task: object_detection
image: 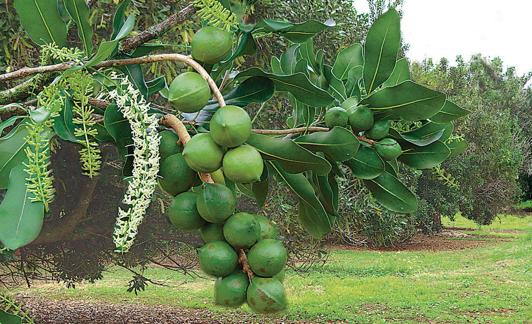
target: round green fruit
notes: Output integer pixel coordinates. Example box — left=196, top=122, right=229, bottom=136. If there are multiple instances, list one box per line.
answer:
left=200, top=223, right=225, bottom=243
left=168, top=72, right=211, bottom=113
left=211, top=168, right=225, bottom=184
left=348, top=105, right=374, bottom=132
left=182, top=133, right=224, bottom=172
left=247, top=278, right=287, bottom=314
left=214, top=271, right=249, bottom=307
left=197, top=183, right=236, bottom=223
left=198, top=241, right=238, bottom=277
left=324, top=106, right=349, bottom=128
left=223, top=212, right=260, bottom=249
left=167, top=192, right=205, bottom=231
left=255, top=214, right=280, bottom=240
left=159, top=153, right=197, bottom=196
left=375, top=138, right=402, bottom=160
left=247, top=239, right=287, bottom=277
left=366, top=120, right=390, bottom=140
left=340, top=97, right=359, bottom=111
left=223, top=145, right=264, bottom=183
left=210, top=105, right=252, bottom=147
left=191, top=26, right=233, bottom=64
left=159, top=130, right=181, bottom=159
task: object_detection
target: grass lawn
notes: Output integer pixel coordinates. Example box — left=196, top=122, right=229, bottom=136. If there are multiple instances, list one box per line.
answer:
left=15, top=214, right=532, bottom=323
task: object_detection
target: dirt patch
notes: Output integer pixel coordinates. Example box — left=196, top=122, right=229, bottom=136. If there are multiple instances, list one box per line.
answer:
left=332, top=229, right=512, bottom=252
left=16, top=295, right=303, bottom=324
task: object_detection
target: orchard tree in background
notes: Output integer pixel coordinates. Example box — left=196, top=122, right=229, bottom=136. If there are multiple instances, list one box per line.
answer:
left=0, top=0, right=467, bottom=315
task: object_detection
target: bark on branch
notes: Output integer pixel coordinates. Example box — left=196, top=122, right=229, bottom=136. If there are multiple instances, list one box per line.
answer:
left=120, top=4, right=196, bottom=53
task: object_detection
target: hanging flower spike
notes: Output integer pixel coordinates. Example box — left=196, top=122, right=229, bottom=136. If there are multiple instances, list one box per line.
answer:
left=109, top=76, right=161, bottom=252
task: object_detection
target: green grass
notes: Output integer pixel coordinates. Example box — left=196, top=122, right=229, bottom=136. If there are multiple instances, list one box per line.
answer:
left=515, top=200, right=532, bottom=211
left=16, top=214, right=532, bottom=323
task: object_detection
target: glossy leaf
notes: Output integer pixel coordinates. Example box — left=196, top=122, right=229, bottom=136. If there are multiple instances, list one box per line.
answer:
left=237, top=68, right=334, bottom=107
left=294, top=127, right=359, bottom=162
left=104, top=104, right=132, bottom=154
left=382, top=57, right=410, bottom=88
left=430, top=100, right=470, bottom=123
left=0, top=122, right=29, bottom=189
left=118, top=63, right=148, bottom=97
left=64, top=0, right=93, bottom=55
left=361, top=81, right=446, bottom=121
left=363, top=9, right=401, bottom=93
left=247, top=133, right=331, bottom=175
left=343, top=146, right=384, bottom=179
left=332, top=44, right=363, bottom=80
left=53, top=97, right=79, bottom=142
left=313, top=172, right=338, bottom=215
left=225, top=77, right=275, bottom=106
left=146, top=76, right=167, bottom=97
left=398, top=140, right=451, bottom=169
left=268, top=161, right=332, bottom=238
left=0, top=116, right=24, bottom=136
left=394, top=121, right=451, bottom=146
left=0, top=165, right=45, bottom=250
left=112, top=0, right=132, bottom=38
left=255, top=19, right=335, bottom=43
left=364, top=171, right=417, bottom=213
left=14, top=0, right=68, bottom=47
left=85, top=15, right=135, bottom=67
left=345, top=66, right=363, bottom=98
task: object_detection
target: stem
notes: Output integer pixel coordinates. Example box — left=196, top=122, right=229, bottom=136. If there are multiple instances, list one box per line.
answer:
left=238, top=249, right=254, bottom=280
left=252, top=126, right=329, bottom=135
left=0, top=54, right=226, bottom=108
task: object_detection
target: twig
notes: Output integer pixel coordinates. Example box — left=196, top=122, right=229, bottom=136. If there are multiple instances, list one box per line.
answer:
left=120, top=4, right=195, bottom=53
left=0, top=54, right=226, bottom=108
left=238, top=249, right=254, bottom=280
left=357, top=135, right=376, bottom=145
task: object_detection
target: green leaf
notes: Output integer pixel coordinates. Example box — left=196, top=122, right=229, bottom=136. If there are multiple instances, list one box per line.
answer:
left=268, top=161, right=332, bottom=238
left=146, top=76, right=167, bottom=97
left=345, top=66, right=363, bottom=98
left=312, top=172, right=338, bottom=215
left=0, top=311, right=22, bottom=324
left=236, top=68, right=334, bottom=107
left=0, top=116, right=24, bottom=136
left=237, top=167, right=269, bottom=207
left=294, top=127, right=359, bottom=162
left=0, top=121, right=29, bottom=189
left=104, top=104, right=132, bottom=151
left=363, top=9, right=401, bottom=93
left=14, top=0, right=68, bottom=47
left=393, top=121, right=450, bottom=146
left=0, top=165, right=45, bottom=250
left=446, top=138, right=468, bottom=158
left=343, top=146, right=384, bottom=179
left=382, top=57, right=410, bottom=88
left=398, top=140, right=451, bottom=169
left=118, top=63, right=148, bottom=97
left=85, top=15, right=135, bottom=67
left=255, top=19, right=334, bottom=43
left=64, top=0, right=93, bottom=55
left=225, top=77, right=275, bottom=106
left=332, top=44, right=363, bottom=80
left=430, top=100, right=470, bottom=123
left=112, top=0, right=132, bottom=38
left=364, top=171, right=417, bottom=213
left=53, top=97, right=79, bottom=142
left=247, top=133, right=331, bottom=175
left=324, top=65, right=347, bottom=102
left=361, top=81, right=446, bottom=121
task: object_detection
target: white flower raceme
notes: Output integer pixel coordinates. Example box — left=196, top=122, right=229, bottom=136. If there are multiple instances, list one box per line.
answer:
left=108, top=77, right=161, bottom=252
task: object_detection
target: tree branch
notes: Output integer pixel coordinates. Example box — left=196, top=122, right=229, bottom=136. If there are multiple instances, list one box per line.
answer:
left=120, top=4, right=196, bottom=53
left=0, top=54, right=226, bottom=108
left=238, top=249, right=254, bottom=280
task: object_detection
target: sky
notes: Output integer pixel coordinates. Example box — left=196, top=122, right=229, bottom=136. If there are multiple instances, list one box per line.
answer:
left=354, top=0, right=532, bottom=75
